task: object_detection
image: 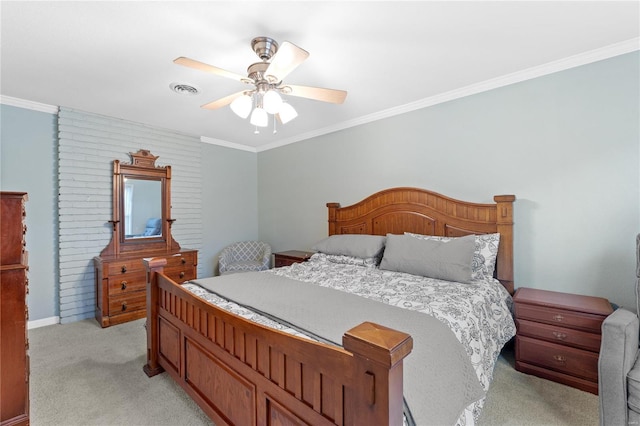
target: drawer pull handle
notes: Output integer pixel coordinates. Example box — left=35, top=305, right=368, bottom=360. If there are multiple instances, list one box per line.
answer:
left=121, top=302, right=127, bottom=311
left=121, top=281, right=127, bottom=290
left=121, top=265, right=127, bottom=273
left=552, top=355, right=566, bottom=364
left=179, top=272, right=185, bottom=279
left=181, top=258, right=186, bottom=264
left=552, top=314, right=564, bottom=322
left=552, top=331, right=567, bottom=340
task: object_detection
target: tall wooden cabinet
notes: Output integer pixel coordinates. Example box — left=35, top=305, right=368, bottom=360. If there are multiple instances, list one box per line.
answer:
left=0, top=192, right=29, bottom=426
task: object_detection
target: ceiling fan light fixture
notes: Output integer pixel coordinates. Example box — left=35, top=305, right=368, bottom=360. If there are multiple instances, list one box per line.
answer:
left=263, top=90, right=283, bottom=114
left=278, top=102, right=298, bottom=124
left=230, top=94, right=252, bottom=119
left=250, top=107, right=269, bottom=127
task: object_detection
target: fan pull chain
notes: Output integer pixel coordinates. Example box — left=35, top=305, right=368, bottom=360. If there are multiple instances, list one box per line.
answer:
left=273, top=115, right=277, bottom=134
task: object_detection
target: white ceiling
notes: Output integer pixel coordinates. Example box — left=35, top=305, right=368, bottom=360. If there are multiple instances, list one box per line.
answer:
left=1, top=1, right=638, bottom=151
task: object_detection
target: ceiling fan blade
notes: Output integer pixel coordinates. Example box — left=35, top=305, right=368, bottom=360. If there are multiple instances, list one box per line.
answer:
left=174, top=57, right=246, bottom=82
left=265, top=42, right=309, bottom=82
left=201, top=91, right=245, bottom=110
left=284, top=84, right=347, bottom=104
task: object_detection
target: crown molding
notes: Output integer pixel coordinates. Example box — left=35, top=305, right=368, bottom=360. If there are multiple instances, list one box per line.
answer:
left=201, top=136, right=257, bottom=153
left=255, top=37, right=639, bottom=152
left=0, top=95, right=59, bottom=114
left=3, top=37, right=636, bottom=152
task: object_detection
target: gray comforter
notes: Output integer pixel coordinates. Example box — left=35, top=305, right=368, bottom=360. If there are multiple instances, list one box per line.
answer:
left=194, top=272, right=485, bottom=426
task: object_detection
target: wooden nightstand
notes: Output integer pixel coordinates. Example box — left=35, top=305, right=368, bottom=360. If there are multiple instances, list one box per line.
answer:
left=274, top=250, right=315, bottom=267
left=513, top=287, right=613, bottom=394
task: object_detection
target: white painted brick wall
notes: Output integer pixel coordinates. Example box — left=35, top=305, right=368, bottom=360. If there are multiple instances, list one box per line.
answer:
left=58, top=107, right=202, bottom=324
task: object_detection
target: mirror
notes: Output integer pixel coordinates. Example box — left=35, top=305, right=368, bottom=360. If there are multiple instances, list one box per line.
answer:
left=123, top=178, right=162, bottom=239
left=100, top=149, right=181, bottom=258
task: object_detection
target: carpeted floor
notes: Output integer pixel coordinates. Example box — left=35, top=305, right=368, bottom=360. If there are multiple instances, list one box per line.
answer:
left=29, top=318, right=598, bottom=425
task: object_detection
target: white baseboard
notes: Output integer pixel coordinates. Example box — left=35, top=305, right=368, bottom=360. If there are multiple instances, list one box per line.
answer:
left=28, top=316, right=60, bottom=329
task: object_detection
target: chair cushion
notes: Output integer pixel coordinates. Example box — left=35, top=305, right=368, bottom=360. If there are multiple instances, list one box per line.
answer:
left=223, top=260, right=266, bottom=274
left=628, top=354, right=640, bottom=414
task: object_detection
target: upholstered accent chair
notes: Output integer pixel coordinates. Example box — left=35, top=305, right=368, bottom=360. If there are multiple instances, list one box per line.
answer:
left=599, top=234, right=640, bottom=425
left=219, top=241, right=272, bottom=275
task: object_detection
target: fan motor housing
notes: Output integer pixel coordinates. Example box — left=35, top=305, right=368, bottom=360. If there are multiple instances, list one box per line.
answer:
left=251, top=37, right=279, bottom=61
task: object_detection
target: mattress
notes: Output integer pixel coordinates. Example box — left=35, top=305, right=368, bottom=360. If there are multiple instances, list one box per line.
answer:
left=183, top=253, right=516, bottom=425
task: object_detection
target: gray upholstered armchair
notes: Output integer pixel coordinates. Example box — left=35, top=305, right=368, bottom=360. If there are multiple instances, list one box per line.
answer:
left=599, top=234, right=640, bottom=425
left=218, top=241, right=272, bottom=275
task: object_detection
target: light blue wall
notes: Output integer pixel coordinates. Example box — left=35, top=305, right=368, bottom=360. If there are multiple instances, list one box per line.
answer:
left=1, top=104, right=59, bottom=320
left=2, top=52, right=638, bottom=322
left=258, top=52, right=640, bottom=310
left=200, top=143, right=258, bottom=277
left=0, top=106, right=259, bottom=322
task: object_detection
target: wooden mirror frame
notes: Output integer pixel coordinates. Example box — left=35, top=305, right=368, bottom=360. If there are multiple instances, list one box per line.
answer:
left=100, top=150, right=180, bottom=258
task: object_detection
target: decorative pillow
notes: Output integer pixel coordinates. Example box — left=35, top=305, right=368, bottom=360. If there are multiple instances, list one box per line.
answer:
left=311, top=234, right=386, bottom=259
left=404, top=232, right=500, bottom=281
left=314, top=253, right=379, bottom=268
left=379, top=234, right=475, bottom=283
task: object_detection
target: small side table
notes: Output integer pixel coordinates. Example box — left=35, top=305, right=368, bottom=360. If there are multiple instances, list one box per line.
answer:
left=513, top=287, right=613, bottom=394
left=273, top=250, right=315, bottom=267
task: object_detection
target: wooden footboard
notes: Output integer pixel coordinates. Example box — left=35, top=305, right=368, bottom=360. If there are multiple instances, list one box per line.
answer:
left=143, top=258, right=413, bottom=426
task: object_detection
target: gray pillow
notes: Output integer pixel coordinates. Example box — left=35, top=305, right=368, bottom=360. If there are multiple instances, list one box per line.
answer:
left=379, top=233, right=475, bottom=283
left=311, top=234, right=386, bottom=259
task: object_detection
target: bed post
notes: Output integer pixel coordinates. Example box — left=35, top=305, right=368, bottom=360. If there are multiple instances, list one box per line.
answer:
left=494, top=195, right=516, bottom=294
left=342, top=321, right=413, bottom=425
left=327, top=202, right=340, bottom=236
left=143, top=257, right=167, bottom=377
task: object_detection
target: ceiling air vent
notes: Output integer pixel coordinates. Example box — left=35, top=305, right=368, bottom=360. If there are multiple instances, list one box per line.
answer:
left=169, top=83, right=200, bottom=96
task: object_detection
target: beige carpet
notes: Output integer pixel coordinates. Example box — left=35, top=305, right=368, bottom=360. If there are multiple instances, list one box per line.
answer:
left=29, top=318, right=598, bottom=425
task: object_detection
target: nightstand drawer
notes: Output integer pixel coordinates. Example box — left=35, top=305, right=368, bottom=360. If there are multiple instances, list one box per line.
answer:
left=274, top=251, right=314, bottom=267
left=514, top=303, right=605, bottom=333
left=516, top=335, right=599, bottom=382
left=516, top=319, right=602, bottom=352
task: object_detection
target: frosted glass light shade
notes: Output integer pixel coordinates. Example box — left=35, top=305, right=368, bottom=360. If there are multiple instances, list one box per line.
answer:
left=230, top=94, right=252, bottom=119
left=278, top=102, right=298, bottom=124
left=263, top=90, right=283, bottom=114
left=250, top=107, right=268, bottom=127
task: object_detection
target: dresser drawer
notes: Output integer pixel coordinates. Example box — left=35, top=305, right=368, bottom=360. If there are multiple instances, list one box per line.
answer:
left=107, top=271, right=147, bottom=295
left=516, top=319, right=602, bottom=352
left=164, top=266, right=196, bottom=283
left=165, top=252, right=196, bottom=268
left=107, top=258, right=145, bottom=275
left=514, top=303, right=605, bottom=333
left=109, top=291, right=146, bottom=316
left=516, top=335, right=599, bottom=381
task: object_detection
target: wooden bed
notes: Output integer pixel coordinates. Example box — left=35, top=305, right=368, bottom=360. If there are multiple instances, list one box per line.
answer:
left=143, top=187, right=515, bottom=425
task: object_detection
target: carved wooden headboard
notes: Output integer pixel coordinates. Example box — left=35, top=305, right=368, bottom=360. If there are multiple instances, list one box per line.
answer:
left=327, top=187, right=516, bottom=294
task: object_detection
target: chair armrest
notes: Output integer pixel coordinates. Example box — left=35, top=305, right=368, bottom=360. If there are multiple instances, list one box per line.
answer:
left=261, top=246, right=272, bottom=269
left=599, top=308, right=640, bottom=426
left=218, top=248, right=233, bottom=273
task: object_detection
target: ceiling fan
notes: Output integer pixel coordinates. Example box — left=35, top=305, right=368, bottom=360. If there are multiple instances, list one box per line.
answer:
left=174, top=36, right=347, bottom=129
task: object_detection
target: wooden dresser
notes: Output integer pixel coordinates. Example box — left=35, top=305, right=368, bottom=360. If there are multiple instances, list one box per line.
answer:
left=94, top=250, right=197, bottom=327
left=514, top=287, right=613, bottom=394
left=94, top=150, right=197, bottom=328
left=273, top=250, right=315, bottom=267
left=1, top=192, right=29, bottom=426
